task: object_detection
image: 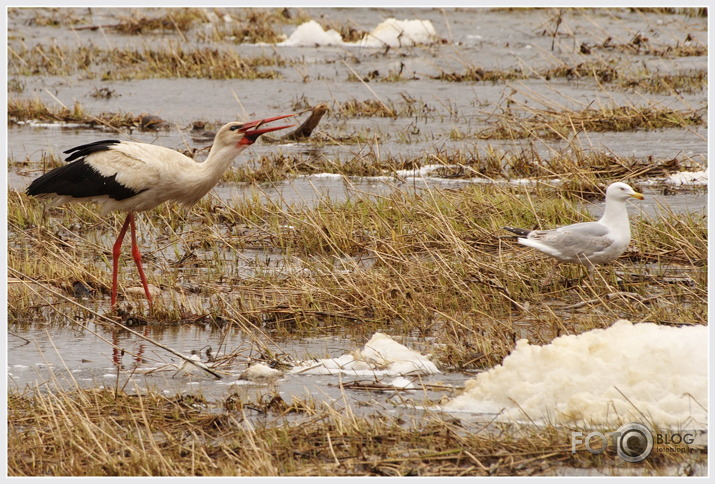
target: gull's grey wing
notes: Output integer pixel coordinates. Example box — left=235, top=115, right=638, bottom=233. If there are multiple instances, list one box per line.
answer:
left=554, top=221, right=610, bottom=237
left=528, top=224, right=614, bottom=260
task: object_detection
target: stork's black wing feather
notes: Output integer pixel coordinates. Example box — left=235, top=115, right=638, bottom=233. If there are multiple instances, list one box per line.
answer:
left=63, top=139, right=121, bottom=162
left=27, top=140, right=143, bottom=201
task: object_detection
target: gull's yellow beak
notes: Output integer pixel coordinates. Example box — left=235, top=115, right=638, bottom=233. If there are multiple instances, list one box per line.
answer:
left=630, top=191, right=645, bottom=200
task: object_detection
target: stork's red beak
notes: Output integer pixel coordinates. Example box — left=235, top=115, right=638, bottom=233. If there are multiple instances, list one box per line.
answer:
left=239, top=114, right=296, bottom=144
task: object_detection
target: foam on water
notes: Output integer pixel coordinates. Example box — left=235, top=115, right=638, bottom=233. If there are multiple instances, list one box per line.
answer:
left=443, top=320, right=707, bottom=429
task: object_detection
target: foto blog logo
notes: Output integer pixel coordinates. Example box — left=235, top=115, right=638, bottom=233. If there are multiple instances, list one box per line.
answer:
left=571, top=423, right=654, bottom=463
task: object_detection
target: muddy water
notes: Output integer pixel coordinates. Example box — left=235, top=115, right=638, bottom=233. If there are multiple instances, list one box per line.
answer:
left=8, top=322, right=468, bottom=419
left=7, top=7, right=708, bottom=455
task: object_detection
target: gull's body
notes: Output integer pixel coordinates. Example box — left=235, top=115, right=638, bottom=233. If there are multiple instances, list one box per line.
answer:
left=27, top=115, right=294, bottom=307
left=504, top=182, right=644, bottom=279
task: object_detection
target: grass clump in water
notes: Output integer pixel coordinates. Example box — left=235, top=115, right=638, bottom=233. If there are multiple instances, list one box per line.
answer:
left=222, top=142, right=697, bottom=185
left=200, top=8, right=311, bottom=44
left=8, top=43, right=285, bottom=80
left=618, top=69, right=707, bottom=95
left=8, top=97, right=167, bottom=130
left=105, top=46, right=284, bottom=80
left=478, top=103, right=705, bottom=140
left=11, top=7, right=89, bottom=27
left=585, top=32, right=707, bottom=57
left=435, top=58, right=706, bottom=96
left=105, top=8, right=210, bottom=34
left=432, top=65, right=527, bottom=83
left=332, top=96, right=434, bottom=119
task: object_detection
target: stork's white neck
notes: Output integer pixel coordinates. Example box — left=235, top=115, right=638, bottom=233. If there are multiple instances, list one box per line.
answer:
left=181, top=142, right=249, bottom=206
left=204, top=143, right=248, bottom=178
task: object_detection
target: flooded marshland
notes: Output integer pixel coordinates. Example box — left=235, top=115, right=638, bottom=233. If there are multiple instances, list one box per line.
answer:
left=7, top=7, right=708, bottom=477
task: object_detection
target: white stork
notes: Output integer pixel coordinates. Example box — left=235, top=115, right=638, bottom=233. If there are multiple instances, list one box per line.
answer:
left=27, top=114, right=295, bottom=308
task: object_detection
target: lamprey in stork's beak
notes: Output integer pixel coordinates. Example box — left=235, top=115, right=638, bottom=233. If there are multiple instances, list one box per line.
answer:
left=238, top=114, right=297, bottom=144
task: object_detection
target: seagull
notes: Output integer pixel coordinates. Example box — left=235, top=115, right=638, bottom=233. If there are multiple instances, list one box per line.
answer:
left=27, top=114, right=295, bottom=308
left=503, top=182, right=644, bottom=284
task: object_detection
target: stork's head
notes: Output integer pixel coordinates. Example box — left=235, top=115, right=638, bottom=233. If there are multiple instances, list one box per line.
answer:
left=606, top=182, right=644, bottom=202
left=216, top=114, right=296, bottom=149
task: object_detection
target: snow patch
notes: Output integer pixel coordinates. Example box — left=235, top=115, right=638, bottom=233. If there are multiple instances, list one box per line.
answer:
left=291, top=332, right=439, bottom=376
left=239, top=363, right=283, bottom=382
left=394, top=164, right=447, bottom=178
left=665, top=170, right=708, bottom=186
left=442, top=320, right=707, bottom=429
left=17, top=121, right=86, bottom=128
left=307, top=173, right=344, bottom=179
left=278, top=18, right=438, bottom=48
left=389, top=377, right=416, bottom=389
left=278, top=20, right=344, bottom=46
left=359, top=18, right=438, bottom=47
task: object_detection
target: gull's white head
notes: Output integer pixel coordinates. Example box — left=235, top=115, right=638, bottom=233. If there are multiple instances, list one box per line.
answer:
left=606, top=182, right=644, bottom=202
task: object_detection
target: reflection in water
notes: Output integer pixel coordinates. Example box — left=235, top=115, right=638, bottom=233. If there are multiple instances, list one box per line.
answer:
left=8, top=323, right=466, bottom=417
left=111, top=327, right=149, bottom=370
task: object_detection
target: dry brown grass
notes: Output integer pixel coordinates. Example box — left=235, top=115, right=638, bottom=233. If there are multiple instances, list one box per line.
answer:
left=8, top=385, right=705, bottom=476
left=8, top=179, right=707, bottom=370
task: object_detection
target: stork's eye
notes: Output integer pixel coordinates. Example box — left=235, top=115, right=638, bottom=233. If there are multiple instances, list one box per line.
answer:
left=229, top=125, right=243, bottom=131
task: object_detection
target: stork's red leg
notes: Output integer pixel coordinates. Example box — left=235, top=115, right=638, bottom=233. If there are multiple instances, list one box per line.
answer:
left=129, top=213, right=154, bottom=305
left=111, top=214, right=132, bottom=307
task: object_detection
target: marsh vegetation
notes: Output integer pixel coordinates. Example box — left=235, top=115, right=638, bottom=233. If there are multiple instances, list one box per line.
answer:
left=7, top=6, right=707, bottom=477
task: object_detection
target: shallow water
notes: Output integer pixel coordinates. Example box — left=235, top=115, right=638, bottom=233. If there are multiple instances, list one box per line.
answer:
left=8, top=322, right=469, bottom=420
